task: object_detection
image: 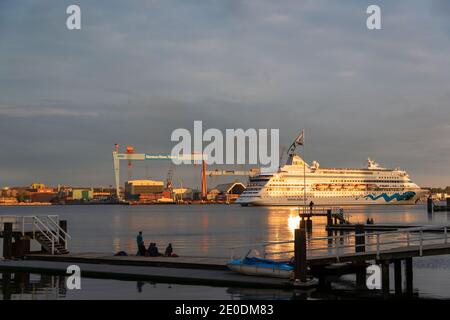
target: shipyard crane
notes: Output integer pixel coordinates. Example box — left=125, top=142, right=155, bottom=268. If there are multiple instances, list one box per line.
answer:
left=205, top=168, right=260, bottom=177
left=112, top=144, right=206, bottom=200
left=112, top=144, right=262, bottom=201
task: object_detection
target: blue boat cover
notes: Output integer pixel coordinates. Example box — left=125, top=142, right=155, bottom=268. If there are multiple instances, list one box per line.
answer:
left=228, top=257, right=293, bottom=271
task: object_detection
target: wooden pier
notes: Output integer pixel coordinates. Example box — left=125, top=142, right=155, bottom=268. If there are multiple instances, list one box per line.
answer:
left=0, top=215, right=70, bottom=257
left=23, top=253, right=229, bottom=270
left=0, top=259, right=291, bottom=289
left=427, top=197, right=450, bottom=212
left=325, top=223, right=445, bottom=232
left=296, top=208, right=349, bottom=232
left=229, top=224, right=450, bottom=295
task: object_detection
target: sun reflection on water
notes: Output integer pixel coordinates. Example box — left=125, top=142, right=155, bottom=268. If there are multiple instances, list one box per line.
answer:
left=288, top=213, right=300, bottom=237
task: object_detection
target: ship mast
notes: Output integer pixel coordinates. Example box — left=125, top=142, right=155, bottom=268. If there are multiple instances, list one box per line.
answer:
left=287, top=129, right=307, bottom=210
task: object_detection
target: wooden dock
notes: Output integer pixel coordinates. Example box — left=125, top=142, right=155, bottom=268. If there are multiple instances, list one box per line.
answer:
left=326, top=223, right=438, bottom=232
left=24, top=252, right=229, bottom=270
left=427, top=197, right=450, bottom=212
left=0, top=259, right=291, bottom=289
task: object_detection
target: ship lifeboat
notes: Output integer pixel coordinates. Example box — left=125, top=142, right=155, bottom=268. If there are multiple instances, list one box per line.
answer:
left=343, top=184, right=354, bottom=190
left=315, top=184, right=329, bottom=190
left=355, top=184, right=367, bottom=190
left=330, top=184, right=341, bottom=190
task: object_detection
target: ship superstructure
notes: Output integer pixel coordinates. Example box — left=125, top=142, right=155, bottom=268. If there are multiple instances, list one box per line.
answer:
left=237, top=135, right=425, bottom=206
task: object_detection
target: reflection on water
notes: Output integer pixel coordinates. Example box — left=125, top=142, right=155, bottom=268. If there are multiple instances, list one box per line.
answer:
left=1, top=204, right=450, bottom=299
left=1, top=270, right=423, bottom=300
left=0, top=272, right=67, bottom=300
left=0, top=271, right=233, bottom=300
left=0, top=271, right=397, bottom=300
left=2, top=204, right=446, bottom=257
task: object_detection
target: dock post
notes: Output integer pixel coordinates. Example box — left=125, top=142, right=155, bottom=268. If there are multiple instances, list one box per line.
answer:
left=300, top=218, right=306, bottom=229
left=1, top=272, right=11, bottom=300
left=59, top=220, right=67, bottom=248
left=381, top=260, right=390, bottom=297
left=405, top=257, right=413, bottom=295
left=2, top=222, right=13, bottom=259
left=294, top=227, right=307, bottom=283
left=326, top=209, right=332, bottom=227
left=12, top=234, right=29, bottom=258
left=354, top=224, right=366, bottom=288
left=427, top=197, right=433, bottom=213
left=354, top=224, right=365, bottom=253
left=447, top=197, right=450, bottom=208
left=394, top=260, right=402, bottom=295
left=306, top=217, right=312, bottom=232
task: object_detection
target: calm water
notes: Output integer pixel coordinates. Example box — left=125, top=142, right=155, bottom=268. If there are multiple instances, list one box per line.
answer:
left=1, top=204, right=450, bottom=299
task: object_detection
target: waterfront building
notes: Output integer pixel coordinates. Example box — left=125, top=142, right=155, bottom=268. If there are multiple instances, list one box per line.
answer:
left=125, top=179, right=165, bottom=201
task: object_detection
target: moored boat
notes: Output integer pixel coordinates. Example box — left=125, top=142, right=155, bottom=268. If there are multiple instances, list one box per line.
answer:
left=227, top=257, right=293, bottom=279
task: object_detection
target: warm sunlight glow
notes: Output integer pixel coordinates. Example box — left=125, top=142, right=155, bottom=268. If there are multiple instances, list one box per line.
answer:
left=288, top=213, right=300, bottom=236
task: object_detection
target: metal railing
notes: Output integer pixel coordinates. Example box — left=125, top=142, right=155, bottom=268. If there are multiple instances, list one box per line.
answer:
left=0, top=215, right=71, bottom=254
left=229, top=225, right=450, bottom=261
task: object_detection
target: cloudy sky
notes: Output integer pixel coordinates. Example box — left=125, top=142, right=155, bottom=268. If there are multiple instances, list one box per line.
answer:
left=1, top=0, right=449, bottom=188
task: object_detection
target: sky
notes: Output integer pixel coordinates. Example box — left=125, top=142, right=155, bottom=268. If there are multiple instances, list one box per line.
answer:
left=0, top=0, right=449, bottom=188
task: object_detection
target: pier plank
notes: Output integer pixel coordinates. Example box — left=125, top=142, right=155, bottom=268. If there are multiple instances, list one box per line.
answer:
left=25, top=253, right=229, bottom=270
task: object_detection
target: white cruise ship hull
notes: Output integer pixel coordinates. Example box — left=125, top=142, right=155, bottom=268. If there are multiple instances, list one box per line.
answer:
left=236, top=191, right=422, bottom=206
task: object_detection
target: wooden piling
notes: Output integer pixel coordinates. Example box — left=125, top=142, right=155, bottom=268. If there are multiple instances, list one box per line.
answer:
left=354, top=224, right=365, bottom=253
left=405, top=257, right=413, bottom=295
left=306, top=218, right=312, bottom=232
left=427, top=197, right=433, bottom=213
left=299, top=218, right=306, bottom=229
left=294, top=228, right=307, bottom=283
left=12, top=234, right=30, bottom=258
left=354, top=224, right=366, bottom=288
left=447, top=197, right=450, bottom=207
left=326, top=209, right=332, bottom=227
left=1, top=272, right=11, bottom=300
left=381, top=261, right=390, bottom=297
left=394, top=260, right=402, bottom=295
left=2, top=222, right=13, bottom=259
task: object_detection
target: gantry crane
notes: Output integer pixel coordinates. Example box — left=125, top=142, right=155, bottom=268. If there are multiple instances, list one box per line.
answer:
left=112, top=144, right=260, bottom=201
left=112, top=144, right=206, bottom=200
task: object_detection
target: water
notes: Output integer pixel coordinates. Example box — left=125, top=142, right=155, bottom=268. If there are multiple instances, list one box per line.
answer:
left=1, top=204, right=450, bottom=299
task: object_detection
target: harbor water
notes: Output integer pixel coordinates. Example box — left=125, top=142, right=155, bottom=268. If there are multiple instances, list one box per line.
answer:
left=1, top=204, right=450, bottom=299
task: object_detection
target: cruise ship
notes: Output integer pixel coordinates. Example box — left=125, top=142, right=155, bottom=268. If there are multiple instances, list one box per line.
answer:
left=236, top=155, right=426, bottom=206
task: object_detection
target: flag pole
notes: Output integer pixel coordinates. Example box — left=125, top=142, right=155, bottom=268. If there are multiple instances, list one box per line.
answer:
left=303, top=130, right=306, bottom=212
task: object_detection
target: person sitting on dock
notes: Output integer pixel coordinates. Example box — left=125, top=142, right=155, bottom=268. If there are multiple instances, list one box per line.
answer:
left=136, top=231, right=146, bottom=256
left=164, top=243, right=173, bottom=256
left=147, top=242, right=162, bottom=257
left=164, top=243, right=178, bottom=257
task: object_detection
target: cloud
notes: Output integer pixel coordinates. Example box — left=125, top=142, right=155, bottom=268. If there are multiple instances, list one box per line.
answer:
left=0, top=0, right=449, bottom=187
left=0, top=105, right=100, bottom=118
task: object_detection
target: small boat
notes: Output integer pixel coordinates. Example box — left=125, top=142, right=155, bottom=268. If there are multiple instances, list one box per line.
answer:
left=227, top=257, right=293, bottom=279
